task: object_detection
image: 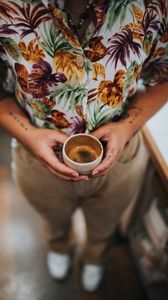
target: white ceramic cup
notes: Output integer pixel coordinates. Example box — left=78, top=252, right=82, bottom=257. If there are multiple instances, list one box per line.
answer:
left=62, top=133, right=103, bottom=174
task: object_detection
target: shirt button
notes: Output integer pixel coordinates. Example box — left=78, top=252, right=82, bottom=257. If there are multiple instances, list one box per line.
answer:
left=75, top=57, right=85, bottom=68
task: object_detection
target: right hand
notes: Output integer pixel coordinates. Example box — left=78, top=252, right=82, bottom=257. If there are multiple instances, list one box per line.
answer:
left=24, top=127, right=88, bottom=181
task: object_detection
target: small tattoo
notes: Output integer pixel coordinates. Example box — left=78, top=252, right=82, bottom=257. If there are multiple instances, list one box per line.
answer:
left=9, top=112, right=28, bottom=131
left=127, top=106, right=143, bottom=125
left=106, top=149, right=115, bottom=161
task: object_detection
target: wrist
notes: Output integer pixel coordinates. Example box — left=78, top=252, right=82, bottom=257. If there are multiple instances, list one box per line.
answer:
left=118, top=106, right=144, bottom=141
left=21, top=125, right=41, bottom=148
left=115, top=118, right=135, bottom=142
left=8, top=115, right=38, bottom=149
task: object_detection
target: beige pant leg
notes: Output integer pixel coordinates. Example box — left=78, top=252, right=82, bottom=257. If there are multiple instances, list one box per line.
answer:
left=11, top=133, right=148, bottom=261
left=79, top=133, right=149, bottom=264
left=11, top=141, right=79, bottom=253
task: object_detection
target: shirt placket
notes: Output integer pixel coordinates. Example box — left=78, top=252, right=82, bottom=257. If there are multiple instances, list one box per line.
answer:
left=42, top=0, right=91, bottom=132
left=41, top=0, right=108, bottom=133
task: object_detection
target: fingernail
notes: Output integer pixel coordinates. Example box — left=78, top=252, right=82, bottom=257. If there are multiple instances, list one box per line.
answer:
left=72, top=172, right=78, bottom=177
left=92, top=170, right=99, bottom=176
left=80, top=176, right=88, bottom=180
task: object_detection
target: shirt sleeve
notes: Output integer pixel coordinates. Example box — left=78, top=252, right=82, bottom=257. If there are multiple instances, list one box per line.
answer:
left=140, top=8, right=168, bottom=87
left=0, top=43, right=15, bottom=99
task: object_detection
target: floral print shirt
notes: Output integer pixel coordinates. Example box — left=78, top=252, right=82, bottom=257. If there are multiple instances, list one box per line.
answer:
left=0, top=0, right=168, bottom=135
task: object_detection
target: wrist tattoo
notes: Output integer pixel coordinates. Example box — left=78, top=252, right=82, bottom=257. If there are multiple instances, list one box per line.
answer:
left=124, top=106, right=143, bottom=125
left=106, top=148, right=116, bottom=161
left=9, top=112, right=28, bottom=131
left=111, top=147, right=115, bottom=154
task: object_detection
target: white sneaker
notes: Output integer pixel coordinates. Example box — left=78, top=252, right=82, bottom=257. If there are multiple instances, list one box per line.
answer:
left=81, top=264, right=105, bottom=292
left=47, top=251, right=71, bottom=280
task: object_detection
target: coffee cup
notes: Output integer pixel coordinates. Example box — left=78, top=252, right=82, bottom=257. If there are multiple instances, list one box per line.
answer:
left=62, top=133, right=103, bottom=174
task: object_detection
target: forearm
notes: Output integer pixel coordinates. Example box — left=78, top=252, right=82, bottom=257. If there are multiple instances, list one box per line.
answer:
left=120, top=83, right=168, bottom=139
left=0, top=97, right=37, bottom=148
left=0, top=97, right=85, bottom=180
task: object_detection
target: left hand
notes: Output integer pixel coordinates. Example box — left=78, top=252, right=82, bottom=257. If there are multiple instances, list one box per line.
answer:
left=91, top=122, right=132, bottom=177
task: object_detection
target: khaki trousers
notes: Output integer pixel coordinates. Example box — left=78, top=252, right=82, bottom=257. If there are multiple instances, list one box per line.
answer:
left=11, top=132, right=148, bottom=264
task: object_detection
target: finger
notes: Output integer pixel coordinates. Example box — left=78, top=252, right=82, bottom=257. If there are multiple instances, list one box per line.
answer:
left=91, top=125, right=109, bottom=140
left=92, top=141, right=118, bottom=175
left=39, top=145, right=79, bottom=177
left=92, top=156, right=115, bottom=176
left=47, top=156, right=79, bottom=177
left=92, top=166, right=113, bottom=178
left=41, top=159, right=89, bottom=181
left=73, top=175, right=89, bottom=181
left=40, top=147, right=90, bottom=180
left=92, top=156, right=119, bottom=177
left=51, top=130, right=69, bottom=144
left=40, top=159, right=74, bottom=181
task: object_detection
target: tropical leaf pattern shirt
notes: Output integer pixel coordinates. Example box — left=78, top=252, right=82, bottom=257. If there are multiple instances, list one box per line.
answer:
left=0, top=0, right=168, bottom=135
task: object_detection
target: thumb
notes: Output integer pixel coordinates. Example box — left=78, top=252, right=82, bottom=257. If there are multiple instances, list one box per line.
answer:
left=91, top=126, right=107, bottom=140
left=53, top=130, right=69, bottom=144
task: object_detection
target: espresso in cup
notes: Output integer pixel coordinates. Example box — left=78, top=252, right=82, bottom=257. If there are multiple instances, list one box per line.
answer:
left=62, top=134, right=103, bottom=174
left=67, top=144, right=99, bottom=163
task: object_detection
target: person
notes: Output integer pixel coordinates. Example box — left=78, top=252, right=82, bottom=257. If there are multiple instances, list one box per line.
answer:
left=0, top=0, right=168, bottom=292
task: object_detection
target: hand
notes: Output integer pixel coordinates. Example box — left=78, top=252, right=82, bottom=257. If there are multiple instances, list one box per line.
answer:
left=24, top=128, right=88, bottom=181
left=91, top=122, right=132, bottom=177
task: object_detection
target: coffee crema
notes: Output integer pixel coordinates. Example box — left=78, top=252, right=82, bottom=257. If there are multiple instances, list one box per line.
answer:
left=67, top=145, right=99, bottom=163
